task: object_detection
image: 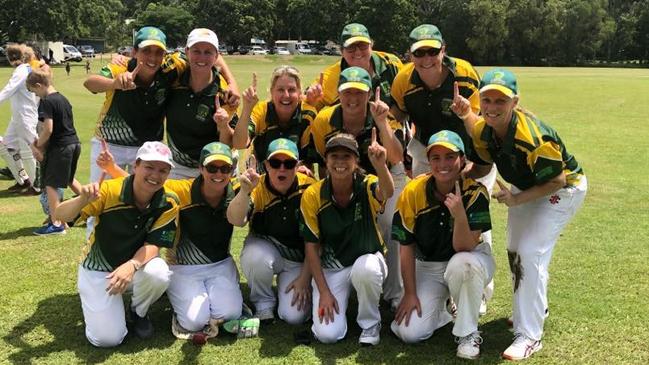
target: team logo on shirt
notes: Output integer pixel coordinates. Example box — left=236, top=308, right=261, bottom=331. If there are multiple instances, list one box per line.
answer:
left=441, top=98, right=453, bottom=116
left=196, top=104, right=210, bottom=122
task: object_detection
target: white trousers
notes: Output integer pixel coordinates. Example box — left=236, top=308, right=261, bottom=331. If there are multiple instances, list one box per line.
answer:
left=391, top=245, right=495, bottom=343
left=1, top=133, right=36, bottom=184
left=77, top=257, right=171, bottom=347
left=508, top=176, right=587, bottom=341
left=377, top=162, right=407, bottom=306
left=240, top=236, right=310, bottom=324
left=311, top=252, right=387, bottom=343
left=167, top=257, right=243, bottom=332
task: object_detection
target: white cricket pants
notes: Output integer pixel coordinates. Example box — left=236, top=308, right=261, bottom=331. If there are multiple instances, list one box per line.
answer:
left=77, top=257, right=171, bottom=347
left=167, top=257, right=243, bottom=332
left=508, top=176, right=587, bottom=341
left=391, top=244, right=495, bottom=343
left=311, top=252, right=387, bottom=343
left=240, top=236, right=310, bottom=325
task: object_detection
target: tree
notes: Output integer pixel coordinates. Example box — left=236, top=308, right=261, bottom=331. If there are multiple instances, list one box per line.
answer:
left=466, top=0, right=510, bottom=64
left=133, top=3, right=194, bottom=47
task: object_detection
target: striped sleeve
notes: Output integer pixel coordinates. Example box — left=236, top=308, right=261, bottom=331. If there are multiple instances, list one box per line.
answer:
left=145, top=194, right=179, bottom=248
left=528, top=140, right=564, bottom=185
left=464, top=181, right=492, bottom=232
left=392, top=180, right=417, bottom=245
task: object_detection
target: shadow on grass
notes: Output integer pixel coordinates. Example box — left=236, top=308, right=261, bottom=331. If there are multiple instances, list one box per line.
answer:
left=0, top=226, right=40, bottom=241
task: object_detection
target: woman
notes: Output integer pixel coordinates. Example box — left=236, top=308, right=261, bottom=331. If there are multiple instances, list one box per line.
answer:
left=228, top=138, right=316, bottom=324
left=166, top=28, right=237, bottom=178
left=233, top=66, right=317, bottom=167
left=465, top=68, right=587, bottom=360
left=54, top=142, right=178, bottom=347
left=309, top=66, right=406, bottom=310
left=390, top=130, right=494, bottom=360
left=300, top=133, right=394, bottom=345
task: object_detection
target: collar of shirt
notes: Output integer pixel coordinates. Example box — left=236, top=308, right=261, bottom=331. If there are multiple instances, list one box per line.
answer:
left=481, top=112, right=520, bottom=156
left=266, top=100, right=302, bottom=128
left=321, top=174, right=364, bottom=205
left=178, top=66, right=221, bottom=96
left=120, top=175, right=168, bottom=210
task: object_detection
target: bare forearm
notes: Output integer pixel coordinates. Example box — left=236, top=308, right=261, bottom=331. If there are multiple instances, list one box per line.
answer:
left=451, top=214, right=480, bottom=252
left=216, top=56, right=238, bottom=94
left=54, top=196, right=88, bottom=222
left=218, top=125, right=234, bottom=146
left=306, top=243, right=330, bottom=295
left=233, top=106, right=252, bottom=149
left=226, top=191, right=251, bottom=226
left=84, top=75, right=116, bottom=93
left=375, top=162, right=394, bottom=201
left=513, top=173, right=565, bottom=205
left=376, top=121, right=403, bottom=165
left=132, top=244, right=161, bottom=266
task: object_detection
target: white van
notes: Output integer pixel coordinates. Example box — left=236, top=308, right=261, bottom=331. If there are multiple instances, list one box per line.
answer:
left=63, top=44, right=82, bottom=62
left=296, top=43, right=312, bottom=54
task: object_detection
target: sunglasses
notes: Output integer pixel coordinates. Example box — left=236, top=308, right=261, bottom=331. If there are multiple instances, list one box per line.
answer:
left=267, top=159, right=298, bottom=169
left=205, top=164, right=232, bottom=174
left=344, top=43, right=370, bottom=52
left=412, top=48, right=441, bottom=58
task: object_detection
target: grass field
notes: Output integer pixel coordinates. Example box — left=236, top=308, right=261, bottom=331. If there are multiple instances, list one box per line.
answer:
left=0, top=55, right=648, bottom=364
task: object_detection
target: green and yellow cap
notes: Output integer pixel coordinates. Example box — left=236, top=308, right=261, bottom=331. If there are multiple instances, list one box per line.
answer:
left=338, top=66, right=372, bottom=92
left=267, top=138, right=299, bottom=160
left=134, top=26, right=167, bottom=50
left=409, top=24, right=444, bottom=52
left=479, top=68, right=518, bottom=98
left=340, top=23, right=371, bottom=48
left=426, top=130, right=465, bottom=155
left=200, top=142, right=233, bottom=166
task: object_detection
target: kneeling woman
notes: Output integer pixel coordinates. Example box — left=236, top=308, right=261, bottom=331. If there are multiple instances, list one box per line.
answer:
left=300, top=133, right=394, bottom=345
left=390, top=130, right=494, bottom=360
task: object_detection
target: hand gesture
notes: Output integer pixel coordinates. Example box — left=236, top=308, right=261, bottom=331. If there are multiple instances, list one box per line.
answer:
left=113, top=62, right=140, bottom=90
left=369, top=87, right=389, bottom=123
left=492, top=179, right=518, bottom=207
left=223, top=88, right=241, bottom=109
left=305, top=73, right=324, bottom=106
left=213, top=93, right=231, bottom=128
left=296, top=164, right=314, bottom=178
left=111, top=54, right=129, bottom=67
left=241, top=73, right=259, bottom=109
left=286, top=274, right=312, bottom=312
left=96, top=139, right=115, bottom=171
left=79, top=177, right=103, bottom=204
left=105, top=260, right=136, bottom=295
left=367, top=127, right=387, bottom=168
left=30, top=139, right=44, bottom=162
left=317, top=290, right=339, bottom=325
left=450, top=81, right=472, bottom=119
left=444, top=181, right=466, bottom=218
left=394, top=292, right=422, bottom=326
left=238, top=155, right=260, bottom=194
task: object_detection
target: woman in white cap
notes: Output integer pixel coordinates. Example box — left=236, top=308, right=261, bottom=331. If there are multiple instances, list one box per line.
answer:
left=464, top=68, right=587, bottom=360
left=300, top=132, right=394, bottom=346
left=55, top=141, right=178, bottom=347
left=390, top=130, right=494, bottom=360
left=166, top=28, right=238, bottom=178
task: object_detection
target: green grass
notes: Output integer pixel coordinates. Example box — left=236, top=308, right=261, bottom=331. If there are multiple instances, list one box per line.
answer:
left=1, top=56, right=648, bottom=364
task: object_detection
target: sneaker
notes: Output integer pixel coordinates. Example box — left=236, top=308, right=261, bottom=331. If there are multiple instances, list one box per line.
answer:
left=502, top=333, right=542, bottom=361
left=7, top=182, right=27, bottom=192
left=33, top=223, right=66, bottom=236
left=359, top=323, right=381, bottom=346
left=18, top=186, right=41, bottom=196
left=456, top=331, right=483, bottom=360
left=254, top=308, right=275, bottom=323
left=479, top=295, right=487, bottom=316
left=130, top=309, right=154, bottom=339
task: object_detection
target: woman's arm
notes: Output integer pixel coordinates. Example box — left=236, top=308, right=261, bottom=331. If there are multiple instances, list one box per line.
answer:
left=106, top=244, right=161, bottom=295
left=494, top=172, right=566, bottom=207
left=233, top=74, right=259, bottom=149
left=394, top=243, right=421, bottom=326
left=445, top=181, right=481, bottom=251
left=54, top=182, right=101, bottom=222
left=306, top=242, right=338, bottom=324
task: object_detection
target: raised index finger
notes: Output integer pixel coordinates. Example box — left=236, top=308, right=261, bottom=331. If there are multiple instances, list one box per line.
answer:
left=252, top=72, right=257, bottom=90
left=100, top=138, right=109, bottom=153
left=374, top=86, right=381, bottom=102
left=214, top=93, right=221, bottom=109
left=131, top=62, right=142, bottom=77
left=453, top=81, right=459, bottom=100
left=371, top=127, right=377, bottom=144
left=318, top=72, right=324, bottom=86
left=455, top=181, right=461, bottom=196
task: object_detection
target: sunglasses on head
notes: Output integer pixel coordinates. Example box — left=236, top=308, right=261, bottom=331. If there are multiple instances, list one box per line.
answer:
left=412, top=48, right=441, bottom=58
left=267, top=158, right=298, bottom=169
left=205, top=164, right=232, bottom=174
left=344, top=43, right=370, bottom=52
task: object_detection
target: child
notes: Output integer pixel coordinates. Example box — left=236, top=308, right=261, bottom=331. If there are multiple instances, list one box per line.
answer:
left=26, top=69, right=82, bottom=235
left=65, top=62, right=71, bottom=76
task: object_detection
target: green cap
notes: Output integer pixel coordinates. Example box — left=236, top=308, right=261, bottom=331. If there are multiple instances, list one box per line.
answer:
left=479, top=68, right=518, bottom=98
left=338, top=66, right=372, bottom=92
left=200, top=142, right=233, bottom=166
left=409, top=24, right=444, bottom=52
left=267, top=138, right=299, bottom=160
left=426, top=130, right=465, bottom=155
left=134, top=26, right=167, bottom=50
left=340, top=23, right=371, bottom=48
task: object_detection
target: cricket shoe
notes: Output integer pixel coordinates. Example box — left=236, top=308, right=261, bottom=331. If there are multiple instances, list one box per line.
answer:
left=502, top=333, right=542, bottom=361
left=456, top=331, right=483, bottom=360
left=359, top=323, right=381, bottom=346
left=33, top=223, right=66, bottom=236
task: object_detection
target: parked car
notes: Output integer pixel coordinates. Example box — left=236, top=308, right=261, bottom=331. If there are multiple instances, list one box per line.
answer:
left=275, top=47, right=290, bottom=56
left=237, top=45, right=251, bottom=55
left=251, top=46, right=268, bottom=55
left=296, top=43, right=312, bottom=54
left=117, top=46, right=133, bottom=56
left=78, top=45, right=95, bottom=58
left=218, top=44, right=228, bottom=54
left=63, top=44, right=82, bottom=62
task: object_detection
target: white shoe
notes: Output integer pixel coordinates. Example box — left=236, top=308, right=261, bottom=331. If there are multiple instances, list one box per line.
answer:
left=502, top=333, right=542, bottom=360
left=456, top=331, right=483, bottom=360
left=359, top=323, right=381, bottom=346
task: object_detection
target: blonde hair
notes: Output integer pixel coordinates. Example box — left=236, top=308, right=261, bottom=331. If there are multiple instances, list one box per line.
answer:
left=270, top=65, right=302, bottom=91
left=6, top=44, right=36, bottom=64
left=26, top=69, right=52, bottom=87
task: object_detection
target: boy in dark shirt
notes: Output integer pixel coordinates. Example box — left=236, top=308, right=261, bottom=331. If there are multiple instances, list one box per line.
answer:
left=27, top=69, right=82, bottom=235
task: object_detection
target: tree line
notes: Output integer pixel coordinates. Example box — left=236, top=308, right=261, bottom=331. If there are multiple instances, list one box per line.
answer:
left=1, top=0, right=648, bottom=66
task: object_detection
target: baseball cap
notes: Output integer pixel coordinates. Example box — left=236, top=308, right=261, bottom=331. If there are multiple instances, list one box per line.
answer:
left=426, top=130, right=465, bottom=155
left=338, top=66, right=372, bottom=92
left=325, top=134, right=360, bottom=157
left=199, top=142, right=232, bottom=166
left=340, top=23, right=371, bottom=48
left=136, top=141, right=174, bottom=167
left=187, top=28, right=219, bottom=51
left=267, top=138, right=299, bottom=160
left=409, top=24, right=444, bottom=52
left=479, top=68, right=518, bottom=98
left=134, top=26, right=167, bottom=50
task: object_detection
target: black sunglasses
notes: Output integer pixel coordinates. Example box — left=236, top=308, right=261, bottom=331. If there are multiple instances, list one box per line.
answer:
left=205, top=164, right=232, bottom=174
left=267, top=159, right=298, bottom=169
left=344, top=43, right=370, bottom=52
left=412, top=48, right=441, bottom=58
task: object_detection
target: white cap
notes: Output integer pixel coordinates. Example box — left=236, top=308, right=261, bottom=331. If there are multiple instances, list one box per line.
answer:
left=186, top=28, right=219, bottom=51
left=136, top=142, right=174, bottom=168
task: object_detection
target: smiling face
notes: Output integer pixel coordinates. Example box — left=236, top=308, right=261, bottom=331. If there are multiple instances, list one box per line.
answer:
left=271, top=74, right=301, bottom=116
left=412, top=45, right=445, bottom=75
left=325, top=148, right=358, bottom=180
left=339, top=88, right=369, bottom=115
left=200, top=161, right=232, bottom=192
left=132, top=160, right=171, bottom=196
left=427, top=145, right=464, bottom=185
left=264, top=153, right=298, bottom=194
left=187, top=42, right=218, bottom=73
left=479, top=89, right=518, bottom=130
left=133, top=45, right=165, bottom=76
left=342, top=41, right=372, bottom=69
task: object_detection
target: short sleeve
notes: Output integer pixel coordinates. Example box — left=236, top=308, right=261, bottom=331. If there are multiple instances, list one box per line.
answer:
left=529, top=140, right=564, bottom=185
left=38, top=98, right=54, bottom=121
left=464, top=183, right=492, bottom=232
left=145, top=196, right=179, bottom=248
left=299, top=185, right=321, bottom=243
left=391, top=182, right=417, bottom=245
